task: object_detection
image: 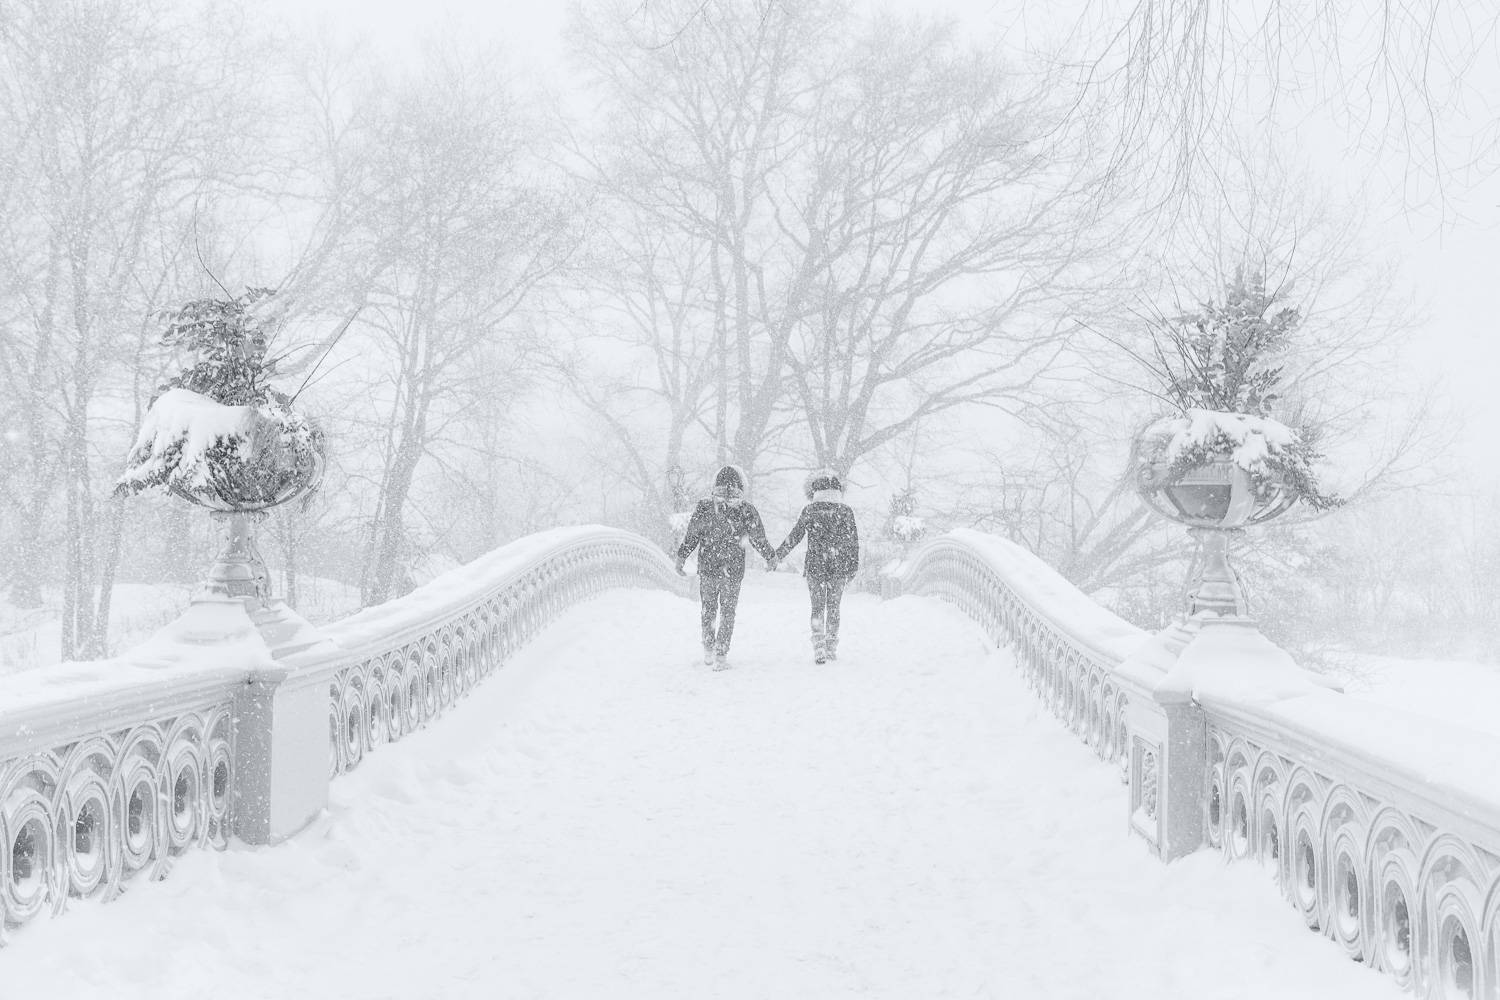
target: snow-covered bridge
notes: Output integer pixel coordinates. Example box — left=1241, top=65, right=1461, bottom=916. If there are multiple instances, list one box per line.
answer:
left=0, top=528, right=1491, bottom=998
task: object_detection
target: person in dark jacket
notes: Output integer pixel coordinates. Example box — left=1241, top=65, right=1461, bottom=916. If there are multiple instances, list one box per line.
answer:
left=675, top=464, right=777, bottom=670
left=774, top=470, right=859, bottom=664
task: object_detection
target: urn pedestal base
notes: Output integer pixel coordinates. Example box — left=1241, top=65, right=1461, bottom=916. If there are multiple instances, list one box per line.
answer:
left=1187, top=526, right=1250, bottom=620
left=193, top=510, right=328, bottom=660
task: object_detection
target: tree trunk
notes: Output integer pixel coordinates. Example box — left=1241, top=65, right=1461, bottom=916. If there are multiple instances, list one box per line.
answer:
left=364, top=409, right=428, bottom=606
left=60, top=479, right=80, bottom=662
left=10, top=240, right=65, bottom=608
left=9, top=470, right=57, bottom=608
left=91, top=495, right=125, bottom=657
left=61, top=432, right=99, bottom=660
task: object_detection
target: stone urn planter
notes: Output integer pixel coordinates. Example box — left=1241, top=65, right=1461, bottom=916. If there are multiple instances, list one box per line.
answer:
left=1122, top=270, right=1344, bottom=622
left=1132, top=410, right=1311, bottom=618
left=120, top=387, right=324, bottom=603
left=1133, top=412, right=1300, bottom=528
left=115, top=290, right=328, bottom=657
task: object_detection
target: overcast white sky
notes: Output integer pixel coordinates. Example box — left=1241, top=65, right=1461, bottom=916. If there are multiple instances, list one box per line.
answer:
left=252, top=0, right=1499, bottom=460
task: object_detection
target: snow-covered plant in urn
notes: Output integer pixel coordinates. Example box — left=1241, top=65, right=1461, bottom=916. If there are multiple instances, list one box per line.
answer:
left=1133, top=268, right=1342, bottom=514
left=884, top=487, right=927, bottom=543
left=116, top=288, right=323, bottom=510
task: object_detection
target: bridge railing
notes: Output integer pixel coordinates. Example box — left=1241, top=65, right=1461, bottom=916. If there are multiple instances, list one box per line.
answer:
left=883, top=530, right=1147, bottom=771
left=304, top=527, right=685, bottom=778
left=885, top=528, right=1500, bottom=1000
left=0, top=525, right=684, bottom=937
left=0, top=665, right=239, bottom=938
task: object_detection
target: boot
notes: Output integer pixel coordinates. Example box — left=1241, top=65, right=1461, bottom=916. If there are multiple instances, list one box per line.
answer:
left=714, top=648, right=730, bottom=671
left=703, top=645, right=715, bottom=666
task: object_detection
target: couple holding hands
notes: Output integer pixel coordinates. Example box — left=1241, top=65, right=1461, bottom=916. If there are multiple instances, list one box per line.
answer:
left=675, top=465, right=860, bottom=670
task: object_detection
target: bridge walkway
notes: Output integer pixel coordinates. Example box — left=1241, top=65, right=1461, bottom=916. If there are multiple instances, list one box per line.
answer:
left=5, top=575, right=1396, bottom=999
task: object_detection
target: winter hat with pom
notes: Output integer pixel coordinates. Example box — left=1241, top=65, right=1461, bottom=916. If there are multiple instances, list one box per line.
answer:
left=803, top=468, right=843, bottom=499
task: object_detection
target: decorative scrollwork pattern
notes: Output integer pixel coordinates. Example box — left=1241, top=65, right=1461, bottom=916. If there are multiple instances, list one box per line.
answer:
left=884, top=536, right=1140, bottom=770
left=888, top=530, right=1500, bottom=999
left=0, top=526, right=682, bottom=940
left=1139, top=747, right=1159, bottom=821
left=0, top=705, right=234, bottom=936
left=1208, top=724, right=1500, bottom=997
left=327, top=532, right=684, bottom=777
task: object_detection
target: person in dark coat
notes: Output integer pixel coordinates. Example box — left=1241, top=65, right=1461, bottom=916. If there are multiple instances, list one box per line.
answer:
left=675, top=464, right=777, bottom=669
left=774, top=470, right=859, bottom=664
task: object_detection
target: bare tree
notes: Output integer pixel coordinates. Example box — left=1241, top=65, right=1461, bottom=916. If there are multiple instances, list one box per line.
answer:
left=570, top=0, right=841, bottom=484
left=778, top=16, right=1116, bottom=476
left=547, top=210, right=721, bottom=534
left=339, top=48, right=580, bottom=604
left=1056, top=0, right=1500, bottom=209
left=0, top=0, right=262, bottom=657
left=569, top=0, right=1126, bottom=536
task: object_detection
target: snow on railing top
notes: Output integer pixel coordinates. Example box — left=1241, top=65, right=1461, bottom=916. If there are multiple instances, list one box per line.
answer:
left=887, top=529, right=1146, bottom=667
left=0, top=524, right=685, bottom=936
left=887, top=528, right=1500, bottom=999
left=0, top=596, right=279, bottom=754
left=305, top=526, right=631, bottom=663
left=883, top=530, right=1143, bottom=769
left=945, top=529, right=1146, bottom=663
left=890, top=528, right=1500, bottom=817
left=306, top=526, right=686, bottom=777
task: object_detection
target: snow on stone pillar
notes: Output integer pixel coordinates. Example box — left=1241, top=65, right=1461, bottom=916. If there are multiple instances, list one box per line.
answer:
left=233, top=663, right=330, bottom=845
left=1117, top=620, right=1209, bottom=860
left=128, top=597, right=332, bottom=846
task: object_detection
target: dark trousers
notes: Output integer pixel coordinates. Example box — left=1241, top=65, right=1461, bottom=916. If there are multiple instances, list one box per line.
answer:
left=808, top=574, right=848, bottom=651
left=699, top=570, right=744, bottom=652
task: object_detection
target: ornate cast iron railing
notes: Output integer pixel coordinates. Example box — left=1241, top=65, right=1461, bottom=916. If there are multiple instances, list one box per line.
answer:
left=885, top=528, right=1500, bottom=1000
left=883, top=530, right=1146, bottom=772
left=0, top=526, right=684, bottom=937
left=309, top=528, right=685, bottom=777
left=1203, top=693, right=1500, bottom=998
left=0, top=669, right=238, bottom=943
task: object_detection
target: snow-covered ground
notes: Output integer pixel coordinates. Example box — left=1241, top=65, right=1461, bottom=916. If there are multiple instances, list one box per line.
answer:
left=4, top=575, right=1399, bottom=999
left=1338, top=653, right=1500, bottom=741
left=0, top=575, right=360, bottom=675
left=0, top=583, right=193, bottom=674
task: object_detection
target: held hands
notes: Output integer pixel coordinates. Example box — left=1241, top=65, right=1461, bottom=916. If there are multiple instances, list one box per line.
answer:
left=765, top=558, right=778, bottom=572
left=674, top=560, right=687, bottom=577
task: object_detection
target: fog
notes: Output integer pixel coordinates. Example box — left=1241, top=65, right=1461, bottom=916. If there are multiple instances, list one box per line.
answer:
left=1, top=0, right=1496, bottom=670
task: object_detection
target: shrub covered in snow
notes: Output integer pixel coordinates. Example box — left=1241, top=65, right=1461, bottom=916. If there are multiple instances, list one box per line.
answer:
left=1137, top=408, right=1340, bottom=511
left=1134, top=268, right=1342, bottom=511
left=115, top=289, right=322, bottom=509
left=884, top=488, right=927, bottom=543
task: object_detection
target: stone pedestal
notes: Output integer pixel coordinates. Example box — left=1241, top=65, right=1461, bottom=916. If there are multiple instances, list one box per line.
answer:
left=1119, top=618, right=1210, bottom=860
left=145, top=506, right=335, bottom=845
left=1187, top=526, right=1250, bottom=618
left=195, top=511, right=327, bottom=660
left=134, top=595, right=332, bottom=846
left=879, top=571, right=903, bottom=600
left=232, top=665, right=329, bottom=845
left=1125, top=683, right=1209, bottom=860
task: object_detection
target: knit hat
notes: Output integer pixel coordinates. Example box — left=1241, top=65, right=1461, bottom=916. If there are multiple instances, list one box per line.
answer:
left=803, top=469, right=842, bottom=499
